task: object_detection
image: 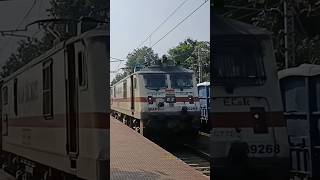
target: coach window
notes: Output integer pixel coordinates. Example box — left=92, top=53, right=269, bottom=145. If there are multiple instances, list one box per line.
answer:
left=43, top=60, right=53, bottom=119
left=14, top=79, right=18, bottom=115
left=3, top=86, right=8, bottom=105
left=281, top=77, right=306, bottom=113
left=78, top=51, right=85, bottom=86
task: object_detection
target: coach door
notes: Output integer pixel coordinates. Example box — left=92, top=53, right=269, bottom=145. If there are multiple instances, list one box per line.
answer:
left=130, top=75, right=135, bottom=112
left=66, top=43, right=79, bottom=167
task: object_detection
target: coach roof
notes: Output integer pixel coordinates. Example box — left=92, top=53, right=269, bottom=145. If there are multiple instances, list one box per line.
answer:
left=137, top=65, right=193, bottom=74
left=77, top=24, right=109, bottom=40
left=197, top=81, right=210, bottom=87
left=212, top=14, right=271, bottom=36
left=2, top=26, right=108, bottom=82
left=278, top=64, right=320, bottom=79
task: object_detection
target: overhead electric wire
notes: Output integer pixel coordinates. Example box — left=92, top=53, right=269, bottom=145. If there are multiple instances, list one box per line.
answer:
left=137, top=0, right=190, bottom=48
left=16, top=0, right=37, bottom=29
left=151, top=0, right=208, bottom=48
left=112, top=0, right=208, bottom=75
left=110, top=57, right=125, bottom=62
left=113, top=0, right=191, bottom=73
left=0, top=0, right=37, bottom=54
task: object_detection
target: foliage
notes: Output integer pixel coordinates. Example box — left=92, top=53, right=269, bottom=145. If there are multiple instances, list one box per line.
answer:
left=47, top=0, right=108, bottom=20
left=110, top=72, right=128, bottom=86
left=125, top=46, right=160, bottom=74
left=168, top=38, right=210, bottom=82
left=111, top=39, right=210, bottom=85
left=1, top=33, right=55, bottom=77
left=1, top=0, right=108, bottom=78
left=110, top=46, right=160, bottom=85
left=216, top=0, right=320, bottom=70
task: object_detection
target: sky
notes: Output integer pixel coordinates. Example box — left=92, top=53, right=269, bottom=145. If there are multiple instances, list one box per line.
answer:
left=0, top=0, right=50, bottom=67
left=110, top=0, right=210, bottom=80
left=0, top=0, right=210, bottom=81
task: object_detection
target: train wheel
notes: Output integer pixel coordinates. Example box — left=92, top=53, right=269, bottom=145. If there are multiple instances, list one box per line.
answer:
left=21, top=172, right=32, bottom=180
left=122, top=115, right=126, bottom=124
left=15, top=170, right=23, bottom=180
left=133, top=119, right=139, bottom=132
left=129, top=117, right=135, bottom=129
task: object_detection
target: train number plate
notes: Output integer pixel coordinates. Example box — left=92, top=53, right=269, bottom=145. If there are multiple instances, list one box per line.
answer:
left=165, top=96, right=176, bottom=103
left=247, top=144, right=280, bottom=154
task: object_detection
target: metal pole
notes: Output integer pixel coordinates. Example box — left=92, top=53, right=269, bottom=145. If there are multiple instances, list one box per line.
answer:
left=198, top=48, right=201, bottom=83
left=284, top=0, right=288, bottom=69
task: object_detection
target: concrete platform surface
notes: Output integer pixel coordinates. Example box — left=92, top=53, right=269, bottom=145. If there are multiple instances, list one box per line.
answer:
left=110, top=116, right=209, bottom=180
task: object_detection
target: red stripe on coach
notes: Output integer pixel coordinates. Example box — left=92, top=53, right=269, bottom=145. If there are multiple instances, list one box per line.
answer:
left=209, top=111, right=286, bottom=128
left=7, top=112, right=109, bottom=129
left=112, top=97, right=199, bottom=102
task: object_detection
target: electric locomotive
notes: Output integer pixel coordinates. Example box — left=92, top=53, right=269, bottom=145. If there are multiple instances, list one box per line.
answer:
left=111, top=58, right=200, bottom=142
left=0, top=18, right=109, bottom=180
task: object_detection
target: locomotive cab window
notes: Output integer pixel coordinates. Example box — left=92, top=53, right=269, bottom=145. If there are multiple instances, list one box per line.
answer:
left=170, top=73, right=193, bottom=89
left=3, top=86, right=8, bottom=105
left=43, top=60, right=53, bottom=119
left=143, top=74, right=167, bottom=90
left=213, top=37, right=266, bottom=85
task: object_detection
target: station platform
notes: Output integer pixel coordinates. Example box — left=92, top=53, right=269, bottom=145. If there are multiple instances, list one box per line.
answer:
left=110, top=116, right=209, bottom=180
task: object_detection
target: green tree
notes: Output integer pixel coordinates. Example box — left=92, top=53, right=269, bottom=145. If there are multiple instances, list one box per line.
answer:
left=110, top=72, right=127, bottom=86
left=1, top=33, right=55, bottom=77
left=216, top=0, right=320, bottom=70
left=168, top=38, right=210, bottom=82
left=47, top=0, right=107, bottom=20
left=125, top=46, right=159, bottom=74
left=1, top=0, right=107, bottom=78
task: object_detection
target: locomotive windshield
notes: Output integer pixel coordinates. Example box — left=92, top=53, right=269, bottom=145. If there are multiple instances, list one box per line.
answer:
left=143, top=74, right=167, bottom=90
left=213, top=37, right=266, bottom=85
left=170, top=73, right=193, bottom=89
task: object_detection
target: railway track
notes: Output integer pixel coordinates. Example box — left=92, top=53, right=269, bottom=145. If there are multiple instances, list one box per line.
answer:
left=171, top=146, right=210, bottom=177
left=112, top=115, right=211, bottom=177
left=143, top=132, right=211, bottom=178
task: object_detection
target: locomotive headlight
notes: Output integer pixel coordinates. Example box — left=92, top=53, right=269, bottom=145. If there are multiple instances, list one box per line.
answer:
left=148, top=96, right=153, bottom=104
left=253, top=113, right=260, bottom=119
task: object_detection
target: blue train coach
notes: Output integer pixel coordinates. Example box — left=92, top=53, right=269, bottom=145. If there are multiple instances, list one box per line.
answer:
left=197, top=81, right=210, bottom=132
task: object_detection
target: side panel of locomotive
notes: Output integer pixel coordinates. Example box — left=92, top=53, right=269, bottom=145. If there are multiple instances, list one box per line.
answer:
left=1, top=46, right=71, bottom=174
left=111, top=77, right=134, bottom=118
left=74, top=33, right=109, bottom=179
left=1, top=27, right=108, bottom=180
